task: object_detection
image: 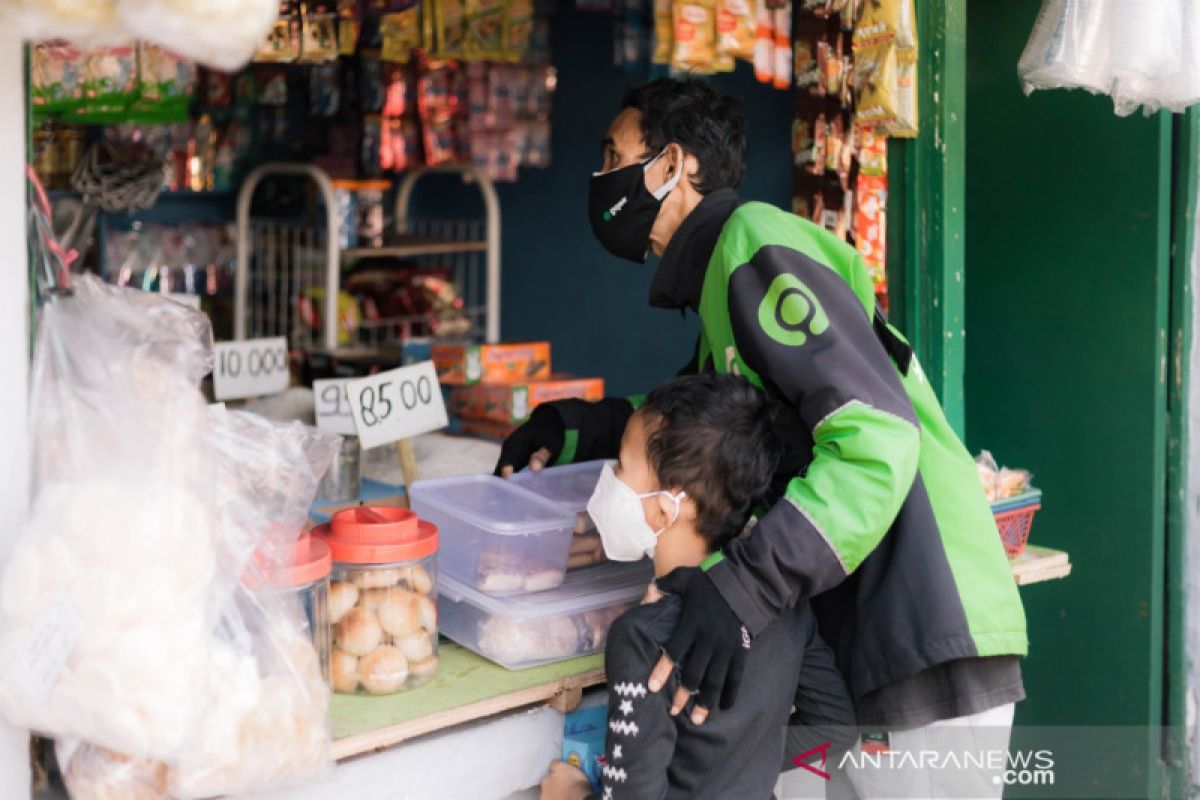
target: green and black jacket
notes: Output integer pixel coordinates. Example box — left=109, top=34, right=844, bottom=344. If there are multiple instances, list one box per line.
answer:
left=552, top=189, right=1028, bottom=702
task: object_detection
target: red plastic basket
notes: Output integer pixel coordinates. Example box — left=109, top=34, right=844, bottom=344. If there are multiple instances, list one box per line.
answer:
left=991, top=490, right=1042, bottom=558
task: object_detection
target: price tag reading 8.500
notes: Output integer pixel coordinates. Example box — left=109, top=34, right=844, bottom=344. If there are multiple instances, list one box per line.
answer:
left=345, top=361, right=449, bottom=449
left=313, top=379, right=358, bottom=436
left=212, top=337, right=290, bottom=401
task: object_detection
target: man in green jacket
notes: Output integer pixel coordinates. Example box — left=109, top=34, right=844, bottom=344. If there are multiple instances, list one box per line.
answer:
left=497, top=78, right=1027, bottom=797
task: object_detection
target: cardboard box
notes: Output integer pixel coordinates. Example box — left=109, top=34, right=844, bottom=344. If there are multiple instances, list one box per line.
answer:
left=458, top=416, right=521, bottom=442
left=451, top=376, right=605, bottom=423
left=431, top=341, right=551, bottom=385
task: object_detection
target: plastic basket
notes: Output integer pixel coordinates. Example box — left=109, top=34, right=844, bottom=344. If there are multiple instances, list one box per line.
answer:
left=991, top=489, right=1042, bottom=558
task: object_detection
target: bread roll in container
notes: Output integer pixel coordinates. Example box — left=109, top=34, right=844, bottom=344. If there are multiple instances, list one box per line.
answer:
left=314, top=507, right=439, bottom=695
left=247, top=532, right=333, bottom=684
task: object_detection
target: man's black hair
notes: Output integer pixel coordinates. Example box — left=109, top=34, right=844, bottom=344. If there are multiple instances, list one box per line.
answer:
left=638, top=373, right=782, bottom=550
left=620, top=77, right=747, bottom=194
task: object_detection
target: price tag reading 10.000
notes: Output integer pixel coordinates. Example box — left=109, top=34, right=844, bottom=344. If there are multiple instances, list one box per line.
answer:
left=212, top=337, right=290, bottom=401
left=345, top=361, right=449, bottom=449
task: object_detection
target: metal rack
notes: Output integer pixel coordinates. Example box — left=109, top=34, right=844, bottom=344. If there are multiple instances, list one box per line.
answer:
left=234, top=163, right=500, bottom=351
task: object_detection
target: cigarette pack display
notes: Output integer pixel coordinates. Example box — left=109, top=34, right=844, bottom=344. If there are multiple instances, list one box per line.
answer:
left=410, top=475, right=576, bottom=595
left=313, top=506, right=440, bottom=694
left=438, top=560, right=653, bottom=669
left=431, top=341, right=551, bottom=385
left=450, top=376, right=605, bottom=423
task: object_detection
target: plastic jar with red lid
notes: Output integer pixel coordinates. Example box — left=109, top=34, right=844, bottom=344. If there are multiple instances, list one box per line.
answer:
left=247, top=532, right=334, bottom=684
left=313, top=506, right=439, bottom=695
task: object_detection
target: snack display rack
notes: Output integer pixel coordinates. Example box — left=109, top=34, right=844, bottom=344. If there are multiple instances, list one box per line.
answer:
left=234, top=162, right=501, bottom=351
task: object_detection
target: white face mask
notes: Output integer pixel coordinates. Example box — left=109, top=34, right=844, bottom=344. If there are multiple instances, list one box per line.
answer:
left=586, top=461, right=687, bottom=562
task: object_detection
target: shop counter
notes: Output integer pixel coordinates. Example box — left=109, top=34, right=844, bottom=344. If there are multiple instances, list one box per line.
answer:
left=332, top=642, right=602, bottom=759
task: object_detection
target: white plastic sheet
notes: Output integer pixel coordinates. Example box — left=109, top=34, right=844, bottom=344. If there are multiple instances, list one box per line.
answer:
left=0, top=0, right=277, bottom=71
left=1018, top=0, right=1200, bottom=116
left=0, top=276, right=338, bottom=797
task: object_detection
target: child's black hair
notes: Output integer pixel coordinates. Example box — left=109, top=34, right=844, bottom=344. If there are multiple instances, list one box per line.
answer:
left=638, top=373, right=783, bottom=550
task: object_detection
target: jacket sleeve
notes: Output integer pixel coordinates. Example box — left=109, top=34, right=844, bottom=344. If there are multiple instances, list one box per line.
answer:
left=706, top=244, right=921, bottom=634
left=547, top=397, right=637, bottom=465
left=782, top=607, right=858, bottom=769
left=595, top=614, right=678, bottom=800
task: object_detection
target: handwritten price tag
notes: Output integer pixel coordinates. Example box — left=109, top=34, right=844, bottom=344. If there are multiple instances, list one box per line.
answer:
left=212, top=337, right=290, bottom=401
left=314, top=378, right=358, bottom=436
left=345, top=361, right=448, bottom=449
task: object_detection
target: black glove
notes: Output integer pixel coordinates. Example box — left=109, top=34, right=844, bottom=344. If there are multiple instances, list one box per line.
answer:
left=656, top=565, right=750, bottom=711
left=493, top=405, right=565, bottom=476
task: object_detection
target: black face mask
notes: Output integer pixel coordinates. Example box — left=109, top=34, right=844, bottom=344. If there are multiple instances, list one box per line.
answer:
left=587, top=149, right=681, bottom=263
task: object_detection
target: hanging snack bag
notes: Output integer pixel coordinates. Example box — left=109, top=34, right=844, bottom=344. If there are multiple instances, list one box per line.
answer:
left=772, top=1, right=791, bottom=89
left=31, top=42, right=85, bottom=115
left=338, top=0, right=362, bottom=55
left=300, top=2, right=340, bottom=62
left=436, top=0, right=469, bottom=58
left=794, top=37, right=819, bottom=94
left=672, top=0, right=719, bottom=73
left=753, top=0, right=773, bottom=83
left=504, top=0, right=535, bottom=62
left=381, top=5, right=423, bottom=63
left=133, top=45, right=197, bottom=122
left=717, top=0, right=756, bottom=63
left=652, top=0, right=674, bottom=64
left=466, top=0, right=507, bottom=60
left=256, top=2, right=302, bottom=63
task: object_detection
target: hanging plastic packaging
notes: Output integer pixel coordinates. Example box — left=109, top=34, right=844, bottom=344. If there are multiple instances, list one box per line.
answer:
left=0, top=276, right=339, bottom=796
left=116, top=0, right=280, bottom=71
left=1017, top=0, right=1114, bottom=96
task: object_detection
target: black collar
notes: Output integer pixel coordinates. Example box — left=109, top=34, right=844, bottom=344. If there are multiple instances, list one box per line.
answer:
left=650, top=188, right=741, bottom=312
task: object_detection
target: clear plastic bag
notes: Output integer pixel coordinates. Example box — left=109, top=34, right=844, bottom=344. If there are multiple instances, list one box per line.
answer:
left=975, top=450, right=1033, bottom=504
left=1018, top=0, right=1114, bottom=96
left=0, top=276, right=339, bottom=796
left=116, top=0, right=281, bottom=72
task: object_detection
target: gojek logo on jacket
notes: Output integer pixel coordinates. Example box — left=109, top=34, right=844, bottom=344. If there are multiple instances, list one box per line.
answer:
left=758, top=273, right=830, bottom=347
left=604, top=197, right=628, bottom=221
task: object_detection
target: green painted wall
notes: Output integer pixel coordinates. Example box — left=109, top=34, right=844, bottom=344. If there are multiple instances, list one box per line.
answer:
left=965, top=1, right=1172, bottom=795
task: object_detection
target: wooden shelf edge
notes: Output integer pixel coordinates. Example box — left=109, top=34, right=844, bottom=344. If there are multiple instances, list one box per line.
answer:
left=333, top=666, right=607, bottom=761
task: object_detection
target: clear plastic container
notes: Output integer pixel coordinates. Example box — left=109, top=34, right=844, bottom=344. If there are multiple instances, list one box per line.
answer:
left=509, top=461, right=609, bottom=570
left=313, top=507, right=440, bottom=695
left=247, top=532, right=333, bottom=685
left=410, top=475, right=577, bottom=596
left=438, top=561, right=654, bottom=670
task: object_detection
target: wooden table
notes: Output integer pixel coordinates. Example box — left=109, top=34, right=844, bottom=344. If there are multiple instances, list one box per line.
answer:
left=332, top=644, right=603, bottom=760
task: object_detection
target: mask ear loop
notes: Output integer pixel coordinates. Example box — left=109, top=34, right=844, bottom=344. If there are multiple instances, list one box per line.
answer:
left=643, top=489, right=688, bottom=537
left=645, top=147, right=683, bottom=201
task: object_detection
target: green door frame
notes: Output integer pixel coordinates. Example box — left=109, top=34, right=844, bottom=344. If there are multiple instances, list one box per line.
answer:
left=1164, top=106, right=1197, bottom=798
left=886, top=0, right=967, bottom=437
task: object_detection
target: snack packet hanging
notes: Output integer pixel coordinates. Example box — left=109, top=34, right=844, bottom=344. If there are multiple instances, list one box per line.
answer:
left=772, top=1, right=791, bottom=89
left=436, top=0, right=469, bottom=57
left=652, top=0, right=674, bottom=64
left=256, top=3, right=302, bottom=63
left=299, top=2, right=340, bottom=62
left=717, top=0, right=756, bottom=63
left=338, top=0, right=362, bottom=55
left=31, top=42, right=86, bottom=115
left=466, top=0, right=506, bottom=60
left=504, top=0, right=535, bottom=62
left=672, top=0, right=719, bottom=73
left=753, top=0, right=773, bottom=83
left=381, top=5, right=423, bottom=62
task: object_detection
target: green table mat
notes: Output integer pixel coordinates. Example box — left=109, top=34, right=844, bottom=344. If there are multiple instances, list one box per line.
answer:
left=332, top=642, right=604, bottom=740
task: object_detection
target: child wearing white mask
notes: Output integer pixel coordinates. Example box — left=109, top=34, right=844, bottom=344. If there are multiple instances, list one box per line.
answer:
left=541, top=373, right=855, bottom=800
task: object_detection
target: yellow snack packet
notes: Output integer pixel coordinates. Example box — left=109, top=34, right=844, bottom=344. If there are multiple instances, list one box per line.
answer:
left=504, top=0, right=534, bottom=62
left=672, top=0, right=719, bottom=73
left=652, top=0, right=674, bottom=65
left=466, top=0, right=506, bottom=60
left=381, top=8, right=423, bottom=63
left=717, top=0, right=755, bottom=60
left=436, top=0, right=468, bottom=58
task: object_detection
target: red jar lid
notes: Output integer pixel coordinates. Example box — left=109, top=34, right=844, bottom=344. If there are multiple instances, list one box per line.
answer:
left=249, top=532, right=333, bottom=588
left=315, top=510, right=438, bottom=564
left=330, top=506, right=418, bottom=543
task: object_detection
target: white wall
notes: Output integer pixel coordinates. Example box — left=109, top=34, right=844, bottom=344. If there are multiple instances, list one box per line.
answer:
left=0, top=33, right=32, bottom=800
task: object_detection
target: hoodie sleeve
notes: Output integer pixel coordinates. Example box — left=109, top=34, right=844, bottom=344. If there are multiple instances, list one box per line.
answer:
left=706, top=244, right=921, bottom=634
